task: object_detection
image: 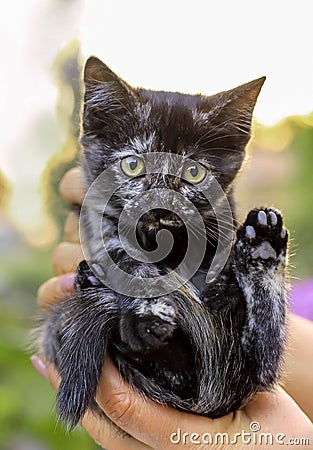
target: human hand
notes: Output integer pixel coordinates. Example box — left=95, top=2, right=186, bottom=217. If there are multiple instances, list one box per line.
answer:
left=37, top=167, right=84, bottom=310
left=34, top=337, right=313, bottom=449
left=34, top=167, right=313, bottom=449
left=43, top=357, right=312, bottom=450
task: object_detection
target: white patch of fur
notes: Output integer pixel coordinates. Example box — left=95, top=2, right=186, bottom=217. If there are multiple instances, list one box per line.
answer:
left=137, top=300, right=176, bottom=324
left=180, top=185, right=190, bottom=196
left=150, top=302, right=176, bottom=322
left=241, top=283, right=254, bottom=302
left=114, top=148, right=138, bottom=160
left=239, top=281, right=258, bottom=348
left=260, top=266, right=285, bottom=300
left=144, top=222, right=158, bottom=231
left=129, top=132, right=156, bottom=155
left=136, top=104, right=152, bottom=122
left=192, top=110, right=211, bottom=125
left=159, top=218, right=182, bottom=227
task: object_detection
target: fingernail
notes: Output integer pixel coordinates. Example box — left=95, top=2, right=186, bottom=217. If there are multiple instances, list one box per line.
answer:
left=59, top=274, right=76, bottom=294
left=30, top=355, right=48, bottom=379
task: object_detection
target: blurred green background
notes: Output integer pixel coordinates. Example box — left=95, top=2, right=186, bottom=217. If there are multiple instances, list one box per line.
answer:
left=0, top=42, right=99, bottom=450
left=1, top=1, right=313, bottom=449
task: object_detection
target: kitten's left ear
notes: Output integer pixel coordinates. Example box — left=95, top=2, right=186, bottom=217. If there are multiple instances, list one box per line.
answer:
left=199, top=77, right=266, bottom=185
left=225, top=76, right=265, bottom=114
left=207, top=76, right=266, bottom=133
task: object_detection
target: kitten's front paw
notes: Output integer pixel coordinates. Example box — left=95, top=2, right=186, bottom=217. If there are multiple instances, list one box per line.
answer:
left=75, top=260, right=103, bottom=290
left=236, top=208, right=288, bottom=264
left=119, top=297, right=177, bottom=353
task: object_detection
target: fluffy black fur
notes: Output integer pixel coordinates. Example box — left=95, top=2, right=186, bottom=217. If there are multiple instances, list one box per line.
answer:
left=36, top=57, right=288, bottom=429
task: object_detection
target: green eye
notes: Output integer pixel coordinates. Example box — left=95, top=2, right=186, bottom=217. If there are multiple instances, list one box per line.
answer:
left=182, top=162, right=207, bottom=184
left=120, top=155, right=145, bottom=177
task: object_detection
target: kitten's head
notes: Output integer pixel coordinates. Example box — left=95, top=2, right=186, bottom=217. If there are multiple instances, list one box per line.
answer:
left=81, top=56, right=265, bottom=232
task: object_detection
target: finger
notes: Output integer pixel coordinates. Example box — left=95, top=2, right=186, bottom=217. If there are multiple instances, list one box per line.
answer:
left=244, top=386, right=313, bottom=432
left=46, top=363, right=152, bottom=450
left=97, top=357, right=236, bottom=450
left=60, top=167, right=86, bottom=205
left=37, top=273, right=76, bottom=309
left=64, top=211, right=80, bottom=243
left=283, top=313, right=313, bottom=421
left=52, top=242, right=83, bottom=275
left=82, top=409, right=152, bottom=450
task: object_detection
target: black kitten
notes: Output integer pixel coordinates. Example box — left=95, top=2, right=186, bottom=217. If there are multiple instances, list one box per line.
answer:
left=36, top=57, right=288, bottom=429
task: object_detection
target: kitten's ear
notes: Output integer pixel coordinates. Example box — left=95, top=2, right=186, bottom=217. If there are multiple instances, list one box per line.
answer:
left=82, top=58, right=136, bottom=178
left=199, top=77, right=265, bottom=185
left=83, top=57, right=134, bottom=127
left=208, top=76, right=266, bottom=126
left=84, top=56, right=128, bottom=88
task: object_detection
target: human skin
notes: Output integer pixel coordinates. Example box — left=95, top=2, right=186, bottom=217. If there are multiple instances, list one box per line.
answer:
left=33, top=167, right=313, bottom=450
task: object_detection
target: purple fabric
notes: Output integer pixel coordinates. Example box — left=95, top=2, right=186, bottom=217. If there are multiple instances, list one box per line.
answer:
left=290, top=279, right=313, bottom=321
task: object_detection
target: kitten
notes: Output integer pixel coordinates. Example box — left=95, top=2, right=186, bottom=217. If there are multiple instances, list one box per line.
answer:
left=36, top=57, right=288, bottom=429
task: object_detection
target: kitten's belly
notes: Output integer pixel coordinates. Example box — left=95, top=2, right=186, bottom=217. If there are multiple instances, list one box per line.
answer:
left=110, top=329, right=197, bottom=400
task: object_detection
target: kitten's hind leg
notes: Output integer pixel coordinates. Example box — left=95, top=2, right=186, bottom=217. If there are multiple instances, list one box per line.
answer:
left=234, top=208, right=289, bottom=388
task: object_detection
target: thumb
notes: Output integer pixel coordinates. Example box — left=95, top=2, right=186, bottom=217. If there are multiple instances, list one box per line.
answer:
left=97, top=357, right=236, bottom=450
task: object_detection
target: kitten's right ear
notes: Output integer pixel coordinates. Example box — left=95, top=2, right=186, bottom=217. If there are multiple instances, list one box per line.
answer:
left=84, top=56, right=124, bottom=86
left=83, top=56, right=134, bottom=117
left=82, top=58, right=136, bottom=179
